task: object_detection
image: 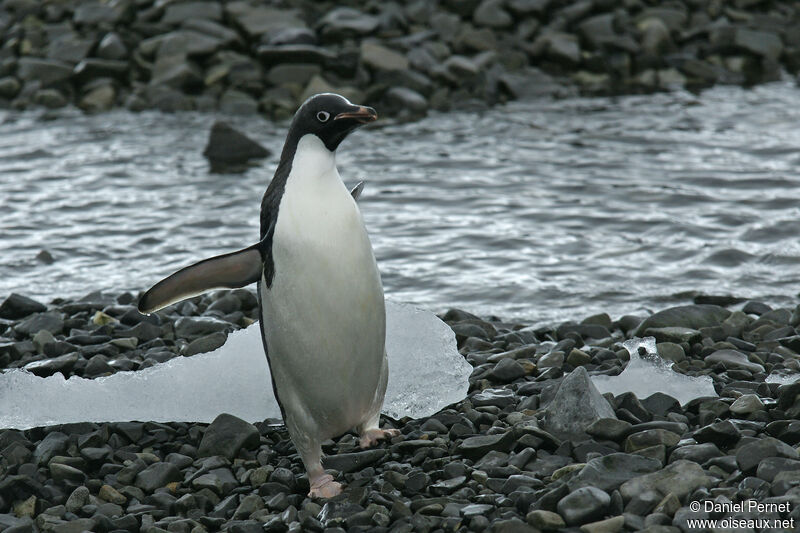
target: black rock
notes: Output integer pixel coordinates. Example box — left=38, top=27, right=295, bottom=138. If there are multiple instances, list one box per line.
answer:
left=134, top=461, right=183, bottom=492
left=0, top=293, right=46, bottom=319
left=542, top=367, right=616, bottom=441
left=457, top=432, right=516, bottom=460
left=198, top=413, right=260, bottom=460
left=323, top=448, right=387, bottom=474
left=568, top=453, right=661, bottom=493
left=633, top=305, right=731, bottom=336
left=736, top=437, right=798, bottom=474
left=556, top=486, right=610, bottom=526
left=203, top=121, right=271, bottom=172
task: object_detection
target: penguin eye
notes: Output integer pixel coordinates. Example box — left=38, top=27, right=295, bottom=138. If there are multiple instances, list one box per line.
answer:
left=316, top=111, right=330, bottom=122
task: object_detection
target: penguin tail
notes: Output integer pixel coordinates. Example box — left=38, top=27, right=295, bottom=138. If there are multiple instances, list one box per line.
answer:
left=138, top=244, right=263, bottom=314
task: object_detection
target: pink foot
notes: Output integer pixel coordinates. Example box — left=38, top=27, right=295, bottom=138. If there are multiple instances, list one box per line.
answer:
left=308, top=473, right=343, bottom=499
left=359, top=428, right=401, bottom=449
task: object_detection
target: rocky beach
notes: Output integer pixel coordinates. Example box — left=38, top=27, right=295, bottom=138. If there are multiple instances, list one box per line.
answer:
left=0, top=0, right=799, bottom=119
left=2, top=290, right=800, bottom=532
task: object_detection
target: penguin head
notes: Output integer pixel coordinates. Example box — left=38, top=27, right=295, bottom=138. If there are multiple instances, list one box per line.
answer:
left=288, top=93, right=377, bottom=152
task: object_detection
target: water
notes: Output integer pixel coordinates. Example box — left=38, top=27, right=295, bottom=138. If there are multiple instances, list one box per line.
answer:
left=2, top=82, right=800, bottom=325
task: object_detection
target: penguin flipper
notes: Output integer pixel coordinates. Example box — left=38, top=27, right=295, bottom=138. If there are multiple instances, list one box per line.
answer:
left=138, top=245, right=262, bottom=314
left=350, top=181, right=364, bottom=201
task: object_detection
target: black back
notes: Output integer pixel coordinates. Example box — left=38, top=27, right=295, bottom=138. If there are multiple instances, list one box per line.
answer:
left=258, top=93, right=376, bottom=287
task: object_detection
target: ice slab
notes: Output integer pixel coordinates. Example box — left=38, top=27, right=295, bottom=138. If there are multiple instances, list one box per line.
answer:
left=0, top=301, right=473, bottom=429
left=766, top=371, right=800, bottom=385
left=592, top=337, right=717, bottom=406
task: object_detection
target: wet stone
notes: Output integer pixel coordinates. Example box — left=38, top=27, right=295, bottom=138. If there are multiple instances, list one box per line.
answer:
left=0, top=293, right=46, bottom=319
left=198, top=413, right=260, bottom=460
left=736, top=437, right=798, bottom=474
left=134, top=461, right=182, bottom=492
left=557, top=486, right=610, bottom=526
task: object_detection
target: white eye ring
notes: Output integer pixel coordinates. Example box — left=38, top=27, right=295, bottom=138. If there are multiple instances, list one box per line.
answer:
left=317, top=111, right=330, bottom=122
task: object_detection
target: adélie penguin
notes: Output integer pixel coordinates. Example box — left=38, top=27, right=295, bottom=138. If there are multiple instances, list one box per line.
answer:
left=138, top=93, right=399, bottom=498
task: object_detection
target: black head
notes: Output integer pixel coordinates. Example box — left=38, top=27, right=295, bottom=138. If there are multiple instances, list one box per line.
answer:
left=282, top=93, right=377, bottom=156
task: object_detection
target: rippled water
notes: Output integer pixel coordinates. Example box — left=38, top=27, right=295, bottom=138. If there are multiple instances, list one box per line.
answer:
left=2, top=82, right=800, bottom=324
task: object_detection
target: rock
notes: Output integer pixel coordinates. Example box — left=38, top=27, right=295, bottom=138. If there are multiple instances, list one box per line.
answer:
left=487, top=357, right=525, bottom=382
left=97, top=32, right=127, bottom=60
left=185, top=332, right=228, bottom=356
left=756, top=457, right=800, bottom=483
left=705, top=349, right=764, bottom=373
left=693, top=420, right=740, bottom=447
left=586, top=418, right=632, bottom=441
left=134, top=461, right=182, bottom=492
left=258, top=45, right=335, bottom=66
left=80, top=85, right=115, bottom=112
left=638, top=17, right=672, bottom=58
left=175, top=316, right=231, bottom=338
left=472, top=388, right=517, bottom=408
left=526, top=509, right=565, bottom=530
left=150, top=55, right=203, bottom=90
left=557, top=487, right=610, bottom=526
left=33, top=432, right=69, bottom=465
left=568, top=453, right=662, bottom=492
left=198, top=413, right=260, bottom=460
left=0, top=293, right=46, bottom=319
left=50, top=463, right=87, bottom=483
left=619, top=460, right=715, bottom=501
left=16, top=58, right=73, bottom=86
left=669, top=443, right=722, bottom=464
left=0, top=76, right=21, bottom=98
left=383, top=87, right=428, bottom=117
left=323, top=449, right=387, bottom=473
left=543, top=33, right=581, bottom=65
left=34, top=88, right=68, bottom=108
left=655, top=342, right=685, bottom=364
left=644, top=327, right=701, bottom=344
left=157, top=30, right=224, bottom=58
left=543, top=367, right=616, bottom=441
left=473, top=0, right=512, bottom=28
left=73, top=2, right=123, bottom=25
left=219, top=88, right=258, bottom=114
left=457, top=432, right=516, bottom=460
left=729, top=394, right=765, bottom=414
left=226, top=2, right=306, bottom=40
left=633, top=305, right=730, bottom=336
left=203, top=121, right=270, bottom=170
left=319, top=7, right=379, bottom=40
left=46, top=33, right=94, bottom=64
left=636, top=7, right=687, bottom=32
left=580, top=516, right=625, bottom=533
left=733, top=28, right=783, bottom=60
left=266, top=64, right=321, bottom=85
left=735, top=437, right=798, bottom=474
left=98, top=484, right=127, bottom=504
left=65, top=486, right=90, bottom=513
left=300, top=75, right=363, bottom=105
left=162, top=1, right=222, bottom=24
left=23, top=352, right=79, bottom=376
left=192, top=467, right=238, bottom=494
left=361, top=41, right=409, bottom=72
left=73, top=58, right=128, bottom=83
left=624, top=429, right=681, bottom=452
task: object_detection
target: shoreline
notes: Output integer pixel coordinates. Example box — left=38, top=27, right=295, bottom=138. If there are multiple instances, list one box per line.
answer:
left=2, top=290, right=800, bottom=531
left=1, top=1, right=798, bottom=119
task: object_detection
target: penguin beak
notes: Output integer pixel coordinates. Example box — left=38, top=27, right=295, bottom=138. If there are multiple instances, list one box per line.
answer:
left=334, top=106, right=378, bottom=124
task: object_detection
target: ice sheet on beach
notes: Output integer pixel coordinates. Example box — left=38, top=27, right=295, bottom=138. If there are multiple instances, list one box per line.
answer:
left=766, top=371, right=800, bottom=385
left=0, top=301, right=473, bottom=430
left=592, top=337, right=717, bottom=406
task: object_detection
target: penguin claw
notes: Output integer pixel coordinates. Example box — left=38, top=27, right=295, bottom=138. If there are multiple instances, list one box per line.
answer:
left=359, top=428, right=401, bottom=448
left=308, top=474, right=343, bottom=499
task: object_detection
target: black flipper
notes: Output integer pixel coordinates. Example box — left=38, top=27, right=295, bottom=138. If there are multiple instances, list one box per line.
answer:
left=138, top=244, right=263, bottom=314
left=350, top=181, right=364, bottom=201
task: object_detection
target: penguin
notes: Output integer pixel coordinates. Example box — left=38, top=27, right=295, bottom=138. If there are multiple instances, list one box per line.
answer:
left=138, top=93, right=399, bottom=498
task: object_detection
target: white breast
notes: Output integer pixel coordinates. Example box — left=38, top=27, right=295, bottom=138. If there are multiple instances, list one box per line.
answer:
left=260, top=134, right=386, bottom=438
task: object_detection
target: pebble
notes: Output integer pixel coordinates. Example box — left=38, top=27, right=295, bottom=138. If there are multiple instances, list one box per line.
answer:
left=197, top=413, right=260, bottom=460
left=557, top=486, right=610, bottom=526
